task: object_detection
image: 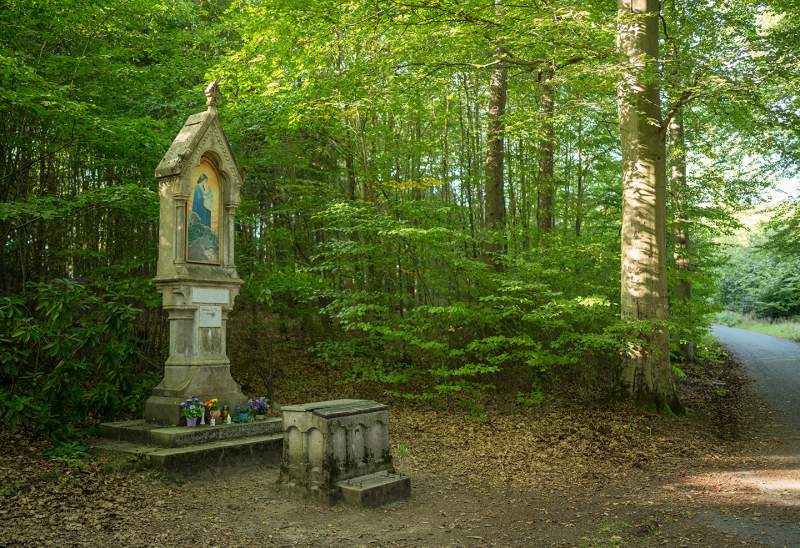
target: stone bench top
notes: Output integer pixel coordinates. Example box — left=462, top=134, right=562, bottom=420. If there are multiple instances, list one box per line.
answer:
left=282, top=399, right=387, bottom=418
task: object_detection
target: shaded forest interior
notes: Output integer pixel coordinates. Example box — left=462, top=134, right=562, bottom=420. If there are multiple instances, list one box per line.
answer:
left=2, top=0, right=800, bottom=439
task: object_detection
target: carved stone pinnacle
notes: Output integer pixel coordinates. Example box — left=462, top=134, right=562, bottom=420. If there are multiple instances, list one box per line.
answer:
left=205, top=80, right=221, bottom=110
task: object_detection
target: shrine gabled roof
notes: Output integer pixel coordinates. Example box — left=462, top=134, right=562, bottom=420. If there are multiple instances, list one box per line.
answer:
left=154, top=109, right=242, bottom=181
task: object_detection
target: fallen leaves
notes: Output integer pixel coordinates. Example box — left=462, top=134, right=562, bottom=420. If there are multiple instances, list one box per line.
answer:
left=0, top=347, right=765, bottom=546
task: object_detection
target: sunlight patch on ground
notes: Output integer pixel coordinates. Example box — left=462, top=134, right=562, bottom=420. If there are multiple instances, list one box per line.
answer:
left=673, top=455, right=800, bottom=508
left=734, top=470, right=800, bottom=496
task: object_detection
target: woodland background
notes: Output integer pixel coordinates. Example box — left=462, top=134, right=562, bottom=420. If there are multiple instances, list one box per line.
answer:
left=1, top=0, right=800, bottom=444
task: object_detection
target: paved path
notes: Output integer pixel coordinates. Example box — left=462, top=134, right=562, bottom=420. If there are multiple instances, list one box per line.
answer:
left=713, top=325, right=800, bottom=447
left=704, top=325, right=800, bottom=546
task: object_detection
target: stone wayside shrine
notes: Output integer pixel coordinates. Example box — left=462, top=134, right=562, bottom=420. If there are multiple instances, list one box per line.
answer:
left=144, top=80, right=246, bottom=425
left=94, top=83, right=409, bottom=507
left=96, top=82, right=283, bottom=471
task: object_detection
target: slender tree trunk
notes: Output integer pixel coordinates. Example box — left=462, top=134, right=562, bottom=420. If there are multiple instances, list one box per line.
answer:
left=575, top=116, right=584, bottom=237
left=507, top=136, right=516, bottom=227
left=669, top=108, right=695, bottom=361
left=345, top=146, right=357, bottom=200
left=484, top=0, right=508, bottom=269
left=519, top=138, right=531, bottom=250
left=336, top=32, right=356, bottom=201
left=537, top=69, right=555, bottom=234
left=355, top=108, right=371, bottom=201
left=442, top=95, right=451, bottom=202
left=459, top=81, right=478, bottom=258
left=617, top=0, right=681, bottom=412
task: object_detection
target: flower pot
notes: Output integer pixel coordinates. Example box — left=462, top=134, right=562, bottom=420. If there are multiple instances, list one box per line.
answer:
left=186, top=417, right=198, bottom=427
left=256, top=414, right=266, bottom=420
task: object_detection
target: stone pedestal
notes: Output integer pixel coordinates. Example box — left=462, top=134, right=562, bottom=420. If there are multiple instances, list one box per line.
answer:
left=143, top=282, right=246, bottom=425
left=280, top=399, right=410, bottom=505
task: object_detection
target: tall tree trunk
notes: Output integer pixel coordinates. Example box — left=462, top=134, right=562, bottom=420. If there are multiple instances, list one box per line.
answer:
left=669, top=108, right=695, bottom=361
left=442, top=95, right=451, bottom=202
left=507, top=136, right=516, bottom=227
left=537, top=69, right=555, bottom=234
left=575, top=116, right=584, bottom=237
left=336, top=31, right=356, bottom=201
left=519, top=138, right=531, bottom=250
left=484, top=0, right=508, bottom=269
left=617, top=0, right=681, bottom=412
left=345, top=145, right=357, bottom=200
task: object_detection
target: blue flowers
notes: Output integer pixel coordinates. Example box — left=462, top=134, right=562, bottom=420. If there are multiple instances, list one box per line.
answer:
left=179, top=396, right=205, bottom=418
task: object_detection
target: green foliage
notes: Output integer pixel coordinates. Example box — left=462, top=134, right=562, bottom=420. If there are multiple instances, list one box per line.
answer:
left=0, top=0, right=232, bottom=292
left=762, top=200, right=800, bottom=259
left=515, top=390, right=545, bottom=407
left=0, top=280, right=159, bottom=440
left=43, top=441, right=90, bottom=467
left=718, top=230, right=800, bottom=319
left=0, top=184, right=158, bottom=225
left=304, top=200, right=624, bottom=403
left=716, top=310, right=743, bottom=327
left=714, top=310, right=800, bottom=341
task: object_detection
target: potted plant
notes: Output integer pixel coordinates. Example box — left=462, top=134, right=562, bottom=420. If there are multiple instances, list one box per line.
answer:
left=179, top=397, right=204, bottom=427
left=248, top=397, right=270, bottom=420
left=205, top=398, right=222, bottom=426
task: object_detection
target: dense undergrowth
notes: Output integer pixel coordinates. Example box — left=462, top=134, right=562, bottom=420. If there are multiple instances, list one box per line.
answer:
left=0, top=280, right=162, bottom=441
left=1, top=200, right=717, bottom=446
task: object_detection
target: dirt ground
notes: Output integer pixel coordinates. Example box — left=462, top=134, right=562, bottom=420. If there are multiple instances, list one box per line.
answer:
left=1, top=352, right=797, bottom=547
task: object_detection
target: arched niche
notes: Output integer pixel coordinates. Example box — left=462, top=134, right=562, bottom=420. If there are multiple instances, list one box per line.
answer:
left=155, top=102, right=244, bottom=279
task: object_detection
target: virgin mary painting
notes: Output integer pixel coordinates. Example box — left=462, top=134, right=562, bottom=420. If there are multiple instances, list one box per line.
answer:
left=187, top=160, right=220, bottom=263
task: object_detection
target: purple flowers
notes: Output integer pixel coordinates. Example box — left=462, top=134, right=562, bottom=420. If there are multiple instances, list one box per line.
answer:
left=248, top=397, right=270, bottom=414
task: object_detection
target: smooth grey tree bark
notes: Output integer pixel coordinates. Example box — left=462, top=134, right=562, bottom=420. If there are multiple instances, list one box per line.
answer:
left=617, top=0, right=681, bottom=412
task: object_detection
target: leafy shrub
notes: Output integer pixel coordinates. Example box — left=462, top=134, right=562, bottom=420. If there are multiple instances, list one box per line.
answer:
left=0, top=279, right=159, bottom=440
left=718, top=233, right=800, bottom=320
left=304, top=200, right=625, bottom=404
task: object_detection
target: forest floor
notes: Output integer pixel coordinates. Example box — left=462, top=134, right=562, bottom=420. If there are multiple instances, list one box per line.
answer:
left=1, top=336, right=797, bottom=547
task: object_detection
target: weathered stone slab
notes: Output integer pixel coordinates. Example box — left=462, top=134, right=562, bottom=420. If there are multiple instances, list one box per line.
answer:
left=100, top=418, right=282, bottom=448
left=280, top=399, right=408, bottom=505
left=337, top=471, right=411, bottom=508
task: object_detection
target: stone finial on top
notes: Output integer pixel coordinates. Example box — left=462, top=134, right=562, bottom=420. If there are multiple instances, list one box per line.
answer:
left=205, top=80, right=221, bottom=111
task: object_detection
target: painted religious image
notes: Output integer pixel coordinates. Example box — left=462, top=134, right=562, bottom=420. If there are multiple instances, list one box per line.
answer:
left=187, top=159, right=221, bottom=263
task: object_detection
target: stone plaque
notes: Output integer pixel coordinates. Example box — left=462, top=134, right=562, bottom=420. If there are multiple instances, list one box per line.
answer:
left=192, top=287, right=229, bottom=304
left=197, top=306, right=222, bottom=328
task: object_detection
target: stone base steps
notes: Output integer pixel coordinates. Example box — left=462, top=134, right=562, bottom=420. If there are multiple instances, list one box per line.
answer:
left=337, top=471, right=411, bottom=507
left=94, top=418, right=284, bottom=476
left=99, top=417, right=282, bottom=447
left=94, top=433, right=283, bottom=475
left=93, top=412, right=411, bottom=507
